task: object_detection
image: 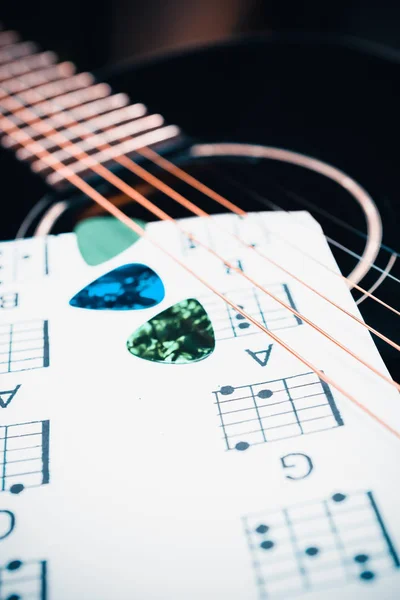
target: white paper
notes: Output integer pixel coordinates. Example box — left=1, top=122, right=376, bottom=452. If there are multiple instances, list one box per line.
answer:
left=0, top=211, right=399, bottom=599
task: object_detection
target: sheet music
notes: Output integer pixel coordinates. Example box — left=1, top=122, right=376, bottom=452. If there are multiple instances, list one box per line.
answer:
left=1, top=210, right=399, bottom=599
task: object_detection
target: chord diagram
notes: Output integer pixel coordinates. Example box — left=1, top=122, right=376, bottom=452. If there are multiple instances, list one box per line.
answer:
left=0, top=237, right=49, bottom=285
left=0, top=320, right=50, bottom=374
left=0, top=420, right=50, bottom=494
left=180, top=213, right=270, bottom=255
left=213, top=371, right=343, bottom=451
left=0, top=292, right=18, bottom=309
left=244, top=490, right=400, bottom=598
left=0, top=559, right=47, bottom=600
left=201, top=283, right=302, bottom=341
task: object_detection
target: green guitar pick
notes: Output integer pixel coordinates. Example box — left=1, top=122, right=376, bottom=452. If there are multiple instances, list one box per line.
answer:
left=127, top=298, right=215, bottom=364
left=74, top=216, right=146, bottom=266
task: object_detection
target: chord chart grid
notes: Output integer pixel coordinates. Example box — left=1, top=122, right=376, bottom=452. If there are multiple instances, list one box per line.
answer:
left=214, top=372, right=343, bottom=451
left=0, top=320, right=50, bottom=374
left=0, top=420, right=50, bottom=495
left=180, top=214, right=270, bottom=256
left=0, top=292, right=18, bottom=309
left=0, top=237, right=49, bottom=285
left=201, top=283, right=302, bottom=341
left=0, top=559, right=47, bottom=600
left=244, top=491, right=400, bottom=598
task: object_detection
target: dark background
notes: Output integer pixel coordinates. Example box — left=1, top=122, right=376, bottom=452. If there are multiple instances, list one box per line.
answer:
left=2, top=1, right=400, bottom=72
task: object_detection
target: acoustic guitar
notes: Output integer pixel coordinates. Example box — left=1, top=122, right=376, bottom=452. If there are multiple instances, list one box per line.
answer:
left=0, top=23, right=399, bottom=600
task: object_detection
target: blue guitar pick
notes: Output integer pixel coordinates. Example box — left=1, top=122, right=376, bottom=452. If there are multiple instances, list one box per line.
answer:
left=69, top=263, right=165, bottom=310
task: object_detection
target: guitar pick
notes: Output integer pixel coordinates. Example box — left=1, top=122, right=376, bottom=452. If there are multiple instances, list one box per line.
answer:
left=74, top=216, right=146, bottom=266
left=127, top=298, right=215, bottom=363
left=69, top=263, right=165, bottom=310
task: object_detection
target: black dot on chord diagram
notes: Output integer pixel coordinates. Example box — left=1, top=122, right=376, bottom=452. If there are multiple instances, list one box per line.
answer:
left=255, top=524, right=269, bottom=534
left=360, top=571, right=375, bottom=581
left=235, top=441, right=250, bottom=451
left=7, top=594, right=21, bottom=600
left=235, top=305, right=250, bottom=327
left=257, top=389, right=273, bottom=399
left=354, top=554, right=369, bottom=564
left=22, top=255, right=30, bottom=260
left=7, top=560, right=22, bottom=571
left=305, top=547, right=320, bottom=557
left=220, top=386, right=235, bottom=396
left=260, top=540, right=275, bottom=550
left=10, top=483, right=24, bottom=495
left=332, top=493, right=347, bottom=503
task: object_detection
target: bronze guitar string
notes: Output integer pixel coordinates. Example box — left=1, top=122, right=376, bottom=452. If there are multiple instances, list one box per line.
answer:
left=1, top=66, right=400, bottom=367
left=0, top=107, right=399, bottom=442
left=2, top=51, right=397, bottom=320
left=0, top=49, right=400, bottom=440
left=1, top=66, right=400, bottom=385
left=0, top=41, right=394, bottom=289
left=1, top=60, right=398, bottom=325
left=30, top=95, right=399, bottom=352
left=1, top=80, right=400, bottom=395
left=1, top=54, right=399, bottom=348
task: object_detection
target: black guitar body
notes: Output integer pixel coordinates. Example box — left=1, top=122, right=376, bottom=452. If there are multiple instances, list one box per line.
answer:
left=1, top=34, right=399, bottom=375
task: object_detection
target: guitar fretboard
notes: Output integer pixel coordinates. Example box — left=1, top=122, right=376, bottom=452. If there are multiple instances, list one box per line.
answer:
left=0, top=26, right=180, bottom=186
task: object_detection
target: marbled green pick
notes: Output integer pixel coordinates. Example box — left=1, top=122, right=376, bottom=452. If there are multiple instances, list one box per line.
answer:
left=74, top=216, right=146, bottom=266
left=127, top=298, right=215, bottom=364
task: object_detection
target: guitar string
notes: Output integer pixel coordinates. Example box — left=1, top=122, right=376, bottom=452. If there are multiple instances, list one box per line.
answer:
left=0, top=25, right=394, bottom=287
left=125, top=148, right=400, bottom=324
left=1, top=48, right=397, bottom=289
left=2, top=71, right=398, bottom=350
left=1, top=82, right=400, bottom=394
left=0, top=108, right=399, bottom=442
left=1, top=63, right=400, bottom=384
left=1, top=61, right=400, bottom=322
left=0, top=45, right=400, bottom=390
left=3, top=49, right=399, bottom=302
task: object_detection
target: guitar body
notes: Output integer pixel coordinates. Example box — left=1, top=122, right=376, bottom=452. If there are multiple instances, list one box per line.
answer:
left=1, top=27, right=400, bottom=599
left=2, top=34, right=399, bottom=374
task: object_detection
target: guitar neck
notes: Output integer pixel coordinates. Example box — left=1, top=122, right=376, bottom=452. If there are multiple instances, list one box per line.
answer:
left=0, top=27, right=182, bottom=188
